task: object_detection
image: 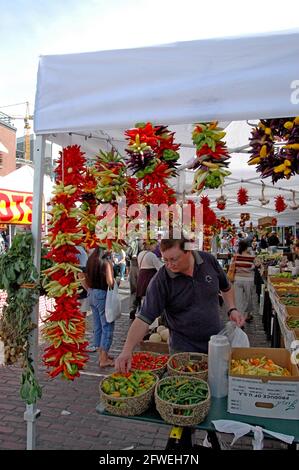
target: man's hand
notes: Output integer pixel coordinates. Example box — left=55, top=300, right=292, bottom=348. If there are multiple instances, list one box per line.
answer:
left=115, top=350, right=132, bottom=374
left=229, top=309, right=245, bottom=327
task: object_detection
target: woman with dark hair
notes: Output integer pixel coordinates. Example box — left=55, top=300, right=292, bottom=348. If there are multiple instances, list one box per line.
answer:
left=84, top=247, right=115, bottom=367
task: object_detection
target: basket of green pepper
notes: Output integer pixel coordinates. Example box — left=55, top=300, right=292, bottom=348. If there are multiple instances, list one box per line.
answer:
left=155, top=375, right=210, bottom=426
left=100, top=370, right=158, bottom=416
left=167, top=352, right=208, bottom=380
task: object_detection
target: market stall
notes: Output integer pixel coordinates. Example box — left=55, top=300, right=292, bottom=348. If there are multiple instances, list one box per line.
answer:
left=25, top=28, right=299, bottom=449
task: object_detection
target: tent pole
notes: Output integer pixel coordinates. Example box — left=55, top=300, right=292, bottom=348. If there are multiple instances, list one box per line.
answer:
left=24, top=135, right=45, bottom=450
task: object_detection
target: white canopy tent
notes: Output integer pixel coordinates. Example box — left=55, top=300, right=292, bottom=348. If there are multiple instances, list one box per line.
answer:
left=26, top=29, right=299, bottom=449
left=0, top=164, right=53, bottom=202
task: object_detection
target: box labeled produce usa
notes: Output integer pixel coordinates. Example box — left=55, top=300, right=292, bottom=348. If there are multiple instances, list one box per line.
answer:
left=228, top=348, right=299, bottom=420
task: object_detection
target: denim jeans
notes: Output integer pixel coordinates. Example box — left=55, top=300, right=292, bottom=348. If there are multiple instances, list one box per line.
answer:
left=88, top=289, right=115, bottom=352
left=119, top=262, right=126, bottom=279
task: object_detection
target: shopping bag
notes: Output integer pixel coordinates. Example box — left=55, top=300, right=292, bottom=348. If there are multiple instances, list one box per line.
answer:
left=218, top=321, right=250, bottom=347
left=105, top=283, right=121, bottom=323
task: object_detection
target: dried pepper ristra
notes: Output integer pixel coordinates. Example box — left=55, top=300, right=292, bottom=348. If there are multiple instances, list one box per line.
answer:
left=124, top=122, right=179, bottom=206
left=230, top=357, right=291, bottom=377
left=191, top=121, right=231, bottom=193
left=42, top=145, right=88, bottom=380
left=248, top=117, right=299, bottom=182
left=131, top=352, right=168, bottom=371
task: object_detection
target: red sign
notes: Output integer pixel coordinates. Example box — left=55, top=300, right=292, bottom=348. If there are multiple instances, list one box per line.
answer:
left=0, top=189, right=33, bottom=224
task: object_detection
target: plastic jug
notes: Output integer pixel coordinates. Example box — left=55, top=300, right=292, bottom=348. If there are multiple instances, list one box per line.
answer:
left=208, top=334, right=230, bottom=398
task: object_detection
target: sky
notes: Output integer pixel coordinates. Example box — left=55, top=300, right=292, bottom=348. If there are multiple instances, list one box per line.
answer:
left=1, top=0, right=299, bottom=136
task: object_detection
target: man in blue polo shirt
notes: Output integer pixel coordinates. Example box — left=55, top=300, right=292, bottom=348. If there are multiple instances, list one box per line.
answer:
left=115, top=237, right=244, bottom=373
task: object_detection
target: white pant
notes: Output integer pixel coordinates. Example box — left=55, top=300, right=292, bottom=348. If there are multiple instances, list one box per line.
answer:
left=234, top=278, right=258, bottom=317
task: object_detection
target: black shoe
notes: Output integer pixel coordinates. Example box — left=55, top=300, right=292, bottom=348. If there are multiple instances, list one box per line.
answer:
left=245, top=314, right=253, bottom=323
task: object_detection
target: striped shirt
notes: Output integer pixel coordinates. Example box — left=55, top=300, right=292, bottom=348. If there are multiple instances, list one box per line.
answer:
left=234, top=254, right=255, bottom=280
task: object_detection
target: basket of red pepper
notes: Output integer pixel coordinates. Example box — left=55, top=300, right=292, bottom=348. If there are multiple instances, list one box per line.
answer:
left=100, top=371, right=158, bottom=416
left=167, top=352, right=208, bottom=381
left=131, top=351, right=169, bottom=376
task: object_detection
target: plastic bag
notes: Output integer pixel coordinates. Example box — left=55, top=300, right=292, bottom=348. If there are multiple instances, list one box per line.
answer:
left=218, top=321, right=250, bottom=348
left=105, top=283, right=121, bottom=323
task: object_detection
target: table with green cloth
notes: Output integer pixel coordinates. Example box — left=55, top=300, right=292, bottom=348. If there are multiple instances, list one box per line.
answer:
left=97, top=397, right=299, bottom=449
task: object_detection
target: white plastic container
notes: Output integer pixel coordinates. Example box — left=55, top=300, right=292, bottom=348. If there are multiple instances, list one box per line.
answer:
left=208, top=335, right=230, bottom=398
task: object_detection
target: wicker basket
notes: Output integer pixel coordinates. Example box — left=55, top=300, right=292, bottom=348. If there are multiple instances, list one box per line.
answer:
left=167, top=352, right=208, bottom=381
left=132, top=351, right=169, bottom=377
left=155, top=375, right=211, bottom=427
left=99, top=372, right=158, bottom=417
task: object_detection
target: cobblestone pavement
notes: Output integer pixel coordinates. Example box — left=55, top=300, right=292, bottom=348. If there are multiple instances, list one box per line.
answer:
left=0, top=281, right=289, bottom=450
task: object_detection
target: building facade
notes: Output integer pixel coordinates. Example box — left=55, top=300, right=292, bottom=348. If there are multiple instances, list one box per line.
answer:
left=0, top=112, right=17, bottom=177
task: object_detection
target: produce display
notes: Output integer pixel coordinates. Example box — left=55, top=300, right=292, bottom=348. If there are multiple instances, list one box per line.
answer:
left=286, top=318, right=299, bottom=329
left=0, top=232, right=42, bottom=404
left=131, top=352, right=168, bottom=371
left=157, top=377, right=209, bottom=407
left=231, top=357, right=291, bottom=377
left=170, top=357, right=208, bottom=373
left=148, top=326, right=169, bottom=343
left=270, top=272, right=293, bottom=278
left=282, top=298, right=299, bottom=306
left=101, top=371, right=156, bottom=398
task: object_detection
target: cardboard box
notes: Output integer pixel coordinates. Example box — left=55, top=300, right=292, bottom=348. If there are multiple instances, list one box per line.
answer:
left=228, top=348, right=299, bottom=420
left=138, top=340, right=169, bottom=354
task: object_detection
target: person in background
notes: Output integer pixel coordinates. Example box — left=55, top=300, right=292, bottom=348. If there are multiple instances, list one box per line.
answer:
left=118, top=248, right=127, bottom=281
left=127, top=238, right=143, bottom=320
left=76, top=245, right=97, bottom=353
left=80, top=247, right=115, bottom=367
left=233, top=240, right=257, bottom=323
left=251, top=236, right=258, bottom=254
left=259, top=234, right=268, bottom=250
left=115, top=236, right=244, bottom=373
left=233, top=232, right=243, bottom=253
left=220, top=234, right=229, bottom=253
left=267, top=231, right=280, bottom=253
left=136, top=240, right=163, bottom=308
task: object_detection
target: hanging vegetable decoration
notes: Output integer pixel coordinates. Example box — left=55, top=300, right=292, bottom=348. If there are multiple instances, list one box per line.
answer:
left=216, top=185, right=227, bottom=210
left=125, top=122, right=179, bottom=236
left=248, top=117, right=299, bottom=183
left=219, top=216, right=232, bottom=231
left=196, top=196, right=217, bottom=251
left=239, top=213, right=250, bottom=228
left=191, top=121, right=231, bottom=193
left=237, top=187, right=249, bottom=205
left=0, top=232, right=42, bottom=404
left=95, top=149, right=128, bottom=202
left=216, top=198, right=226, bottom=210
left=42, top=145, right=88, bottom=380
left=93, top=149, right=128, bottom=251
left=79, top=168, right=99, bottom=249
left=275, top=195, right=287, bottom=213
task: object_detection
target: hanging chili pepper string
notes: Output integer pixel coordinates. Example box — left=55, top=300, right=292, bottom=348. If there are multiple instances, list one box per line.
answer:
left=42, top=145, right=88, bottom=380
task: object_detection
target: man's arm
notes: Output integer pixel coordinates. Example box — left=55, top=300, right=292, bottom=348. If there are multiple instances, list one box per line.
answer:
left=221, top=286, right=245, bottom=327
left=115, top=318, right=149, bottom=373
